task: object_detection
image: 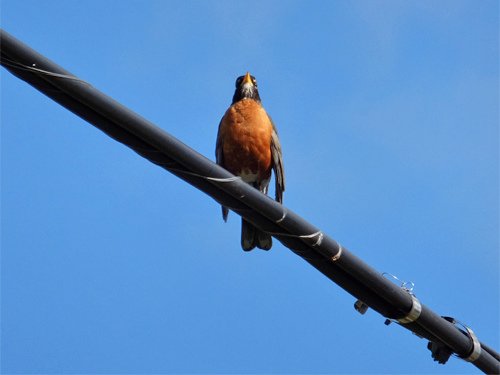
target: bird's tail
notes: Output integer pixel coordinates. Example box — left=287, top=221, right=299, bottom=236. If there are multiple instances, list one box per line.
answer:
left=241, top=218, right=272, bottom=251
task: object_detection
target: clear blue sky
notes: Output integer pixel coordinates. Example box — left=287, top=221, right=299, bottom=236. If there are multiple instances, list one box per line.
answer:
left=2, top=1, right=498, bottom=374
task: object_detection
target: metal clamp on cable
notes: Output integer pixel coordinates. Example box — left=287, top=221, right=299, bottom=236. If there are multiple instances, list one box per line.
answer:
left=442, top=316, right=482, bottom=363
left=461, top=326, right=481, bottom=362
left=380, top=272, right=420, bottom=326
left=397, top=294, right=422, bottom=324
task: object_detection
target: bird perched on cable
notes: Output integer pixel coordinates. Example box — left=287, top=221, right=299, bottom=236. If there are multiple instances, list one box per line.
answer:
left=216, top=72, right=285, bottom=251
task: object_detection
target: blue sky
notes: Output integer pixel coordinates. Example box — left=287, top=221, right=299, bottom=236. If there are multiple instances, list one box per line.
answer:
left=1, top=1, right=498, bottom=374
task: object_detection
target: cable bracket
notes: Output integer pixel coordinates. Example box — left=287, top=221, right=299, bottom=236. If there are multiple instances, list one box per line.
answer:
left=441, top=317, right=482, bottom=362
left=397, top=294, right=422, bottom=324
left=461, top=326, right=481, bottom=362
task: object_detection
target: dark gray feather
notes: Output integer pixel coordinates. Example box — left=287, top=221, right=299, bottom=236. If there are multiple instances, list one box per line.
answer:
left=269, top=117, right=285, bottom=203
left=215, top=119, right=229, bottom=221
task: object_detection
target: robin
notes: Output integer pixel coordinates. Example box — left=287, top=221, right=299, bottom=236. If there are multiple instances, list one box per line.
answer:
left=216, top=72, right=285, bottom=251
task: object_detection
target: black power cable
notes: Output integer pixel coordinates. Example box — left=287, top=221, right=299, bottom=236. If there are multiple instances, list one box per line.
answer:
left=1, top=29, right=498, bottom=374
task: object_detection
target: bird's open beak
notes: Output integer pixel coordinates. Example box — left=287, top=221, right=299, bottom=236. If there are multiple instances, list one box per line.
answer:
left=243, top=72, right=253, bottom=85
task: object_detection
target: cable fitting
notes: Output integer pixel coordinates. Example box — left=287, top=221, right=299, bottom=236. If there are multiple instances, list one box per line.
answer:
left=441, top=316, right=482, bottom=363
left=461, top=326, right=481, bottom=362
left=397, top=294, right=422, bottom=324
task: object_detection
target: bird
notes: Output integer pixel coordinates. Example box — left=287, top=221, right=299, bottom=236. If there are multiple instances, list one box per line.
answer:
left=215, top=72, right=285, bottom=251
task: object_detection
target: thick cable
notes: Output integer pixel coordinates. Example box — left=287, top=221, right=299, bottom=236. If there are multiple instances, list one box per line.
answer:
left=2, top=29, right=498, bottom=374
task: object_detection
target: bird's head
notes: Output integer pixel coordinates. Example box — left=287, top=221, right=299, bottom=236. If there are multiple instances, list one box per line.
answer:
left=232, top=72, right=261, bottom=104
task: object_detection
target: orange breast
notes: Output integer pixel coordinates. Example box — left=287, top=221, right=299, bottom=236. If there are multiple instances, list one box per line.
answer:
left=219, top=100, right=273, bottom=182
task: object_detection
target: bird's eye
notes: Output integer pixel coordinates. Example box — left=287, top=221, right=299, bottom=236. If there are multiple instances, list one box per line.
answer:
left=235, top=77, right=243, bottom=87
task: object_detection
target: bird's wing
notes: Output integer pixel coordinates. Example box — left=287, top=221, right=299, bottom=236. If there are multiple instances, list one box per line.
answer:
left=215, top=118, right=229, bottom=221
left=215, top=119, right=224, bottom=166
left=269, top=116, right=285, bottom=203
